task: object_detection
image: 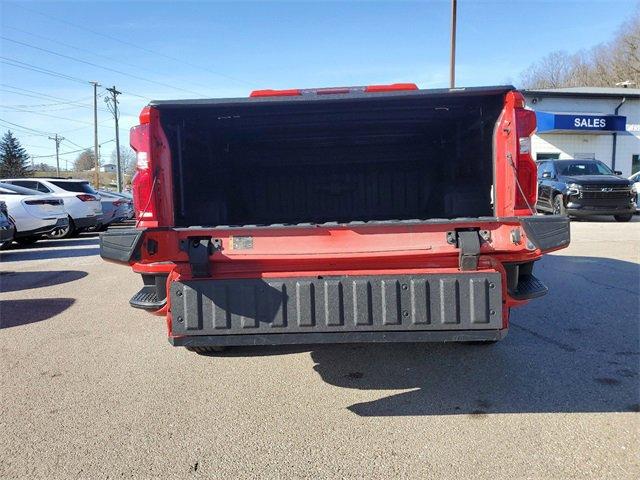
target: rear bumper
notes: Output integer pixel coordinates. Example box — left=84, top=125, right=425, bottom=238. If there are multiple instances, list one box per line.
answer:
left=100, top=216, right=568, bottom=347
left=171, top=328, right=508, bottom=347
left=170, top=272, right=505, bottom=340
left=73, top=216, right=100, bottom=230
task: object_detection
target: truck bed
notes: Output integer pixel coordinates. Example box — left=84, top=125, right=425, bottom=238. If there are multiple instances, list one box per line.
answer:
left=152, top=86, right=511, bottom=227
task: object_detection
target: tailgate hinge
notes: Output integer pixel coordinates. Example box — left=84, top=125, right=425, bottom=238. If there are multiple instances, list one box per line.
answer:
left=447, top=230, right=482, bottom=271
left=179, top=237, right=222, bottom=278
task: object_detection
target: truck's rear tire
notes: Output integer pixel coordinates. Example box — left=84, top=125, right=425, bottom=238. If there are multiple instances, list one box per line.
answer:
left=186, top=346, right=227, bottom=354
left=614, top=214, right=633, bottom=222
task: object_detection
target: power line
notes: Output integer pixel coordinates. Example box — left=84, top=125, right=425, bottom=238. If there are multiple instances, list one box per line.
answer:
left=0, top=61, right=152, bottom=102
left=30, top=139, right=115, bottom=159
left=0, top=85, right=129, bottom=115
left=0, top=118, right=54, bottom=136
left=0, top=105, right=95, bottom=125
left=4, top=25, right=221, bottom=96
left=62, top=138, right=86, bottom=149
left=2, top=36, right=209, bottom=97
left=1, top=57, right=89, bottom=84
left=0, top=84, right=85, bottom=102
left=10, top=2, right=254, bottom=88
left=0, top=97, right=93, bottom=108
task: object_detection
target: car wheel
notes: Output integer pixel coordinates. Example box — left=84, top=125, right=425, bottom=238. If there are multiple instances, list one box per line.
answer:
left=46, top=217, right=75, bottom=239
left=15, top=236, right=40, bottom=247
left=614, top=214, right=633, bottom=222
left=552, top=194, right=566, bottom=216
left=186, top=346, right=227, bottom=354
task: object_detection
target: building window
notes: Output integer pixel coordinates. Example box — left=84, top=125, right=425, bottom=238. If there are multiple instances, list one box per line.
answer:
left=574, top=153, right=595, bottom=160
left=632, top=155, right=640, bottom=174
left=536, top=152, right=560, bottom=161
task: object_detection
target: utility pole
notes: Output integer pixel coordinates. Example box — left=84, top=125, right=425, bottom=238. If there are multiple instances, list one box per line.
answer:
left=105, top=85, right=122, bottom=192
left=48, top=134, right=64, bottom=177
left=91, top=81, right=101, bottom=189
left=449, top=0, right=457, bottom=89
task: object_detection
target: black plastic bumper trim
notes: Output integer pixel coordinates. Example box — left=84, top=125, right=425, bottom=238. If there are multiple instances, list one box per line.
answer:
left=99, top=228, right=144, bottom=264
left=520, top=215, right=570, bottom=252
left=170, top=329, right=508, bottom=347
left=170, top=272, right=504, bottom=337
left=73, top=216, right=100, bottom=229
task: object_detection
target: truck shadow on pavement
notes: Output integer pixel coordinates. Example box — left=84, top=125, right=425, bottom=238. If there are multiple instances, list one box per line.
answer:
left=0, top=270, right=88, bottom=293
left=305, top=254, right=639, bottom=416
left=0, top=298, right=75, bottom=328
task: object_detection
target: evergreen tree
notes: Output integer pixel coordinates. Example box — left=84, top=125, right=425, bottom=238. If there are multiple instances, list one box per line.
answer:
left=0, top=131, right=31, bottom=177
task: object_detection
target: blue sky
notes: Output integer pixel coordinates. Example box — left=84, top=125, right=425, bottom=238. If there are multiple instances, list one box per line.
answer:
left=0, top=0, right=637, bottom=167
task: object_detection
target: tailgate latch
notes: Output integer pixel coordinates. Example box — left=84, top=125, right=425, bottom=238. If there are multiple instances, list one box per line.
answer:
left=180, top=237, right=221, bottom=278
left=447, top=230, right=482, bottom=271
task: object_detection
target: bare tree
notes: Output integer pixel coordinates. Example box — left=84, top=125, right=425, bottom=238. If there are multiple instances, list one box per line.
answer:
left=521, top=51, right=574, bottom=88
left=520, top=8, right=640, bottom=88
left=34, top=162, right=54, bottom=172
left=74, top=149, right=96, bottom=172
left=111, top=147, right=136, bottom=176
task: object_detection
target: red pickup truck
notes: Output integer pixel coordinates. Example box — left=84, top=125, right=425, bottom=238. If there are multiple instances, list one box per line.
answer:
left=100, top=84, right=570, bottom=352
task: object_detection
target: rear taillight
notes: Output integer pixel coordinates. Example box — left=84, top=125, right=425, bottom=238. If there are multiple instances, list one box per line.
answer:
left=131, top=108, right=157, bottom=223
left=514, top=107, right=538, bottom=211
left=250, top=83, right=418, bottom=98
left=76, top=194, right=98, bottom=202
left=113, top=199, right=126, bottom=206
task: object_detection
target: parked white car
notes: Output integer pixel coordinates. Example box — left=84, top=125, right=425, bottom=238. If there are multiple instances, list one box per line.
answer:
left=0, top=182, right=68, bottom=245
left=629, top=171, right=640, bottom=212
left=0, top=178, right=102, bottom=238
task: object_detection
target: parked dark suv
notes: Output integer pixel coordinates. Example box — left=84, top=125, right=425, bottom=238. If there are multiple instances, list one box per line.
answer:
left=536, top=159, right=636, bottom=221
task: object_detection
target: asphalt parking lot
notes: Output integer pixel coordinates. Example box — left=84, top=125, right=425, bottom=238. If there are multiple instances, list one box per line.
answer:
left=1, top=217, right=639, bottom=479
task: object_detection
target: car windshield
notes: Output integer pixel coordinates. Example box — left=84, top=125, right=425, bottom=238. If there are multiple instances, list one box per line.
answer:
left=556, top=161, right=614, bottom=176
left=0, top=182, right=44, bottom=196
left=50, top=181, right=97, bottom=194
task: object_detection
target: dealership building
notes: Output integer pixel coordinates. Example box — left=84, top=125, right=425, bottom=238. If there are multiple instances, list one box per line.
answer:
left=522, top=87, right=640, bottom=176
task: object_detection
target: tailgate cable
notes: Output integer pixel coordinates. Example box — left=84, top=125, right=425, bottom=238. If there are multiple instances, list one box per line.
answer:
left=508, top=153, right=536, bottom=216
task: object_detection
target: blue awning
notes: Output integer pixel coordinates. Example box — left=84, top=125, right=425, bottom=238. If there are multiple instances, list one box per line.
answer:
left=535, top=111, right=627, bottom=134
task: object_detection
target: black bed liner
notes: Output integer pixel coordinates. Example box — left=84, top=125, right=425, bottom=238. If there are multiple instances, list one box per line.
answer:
left=155, top=86, right=512, bottom=229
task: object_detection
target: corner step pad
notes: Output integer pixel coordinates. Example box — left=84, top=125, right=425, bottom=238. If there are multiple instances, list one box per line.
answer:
left=511, top=274, right=548, bottom=300
left=130, top=286, right=166, bottom=310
